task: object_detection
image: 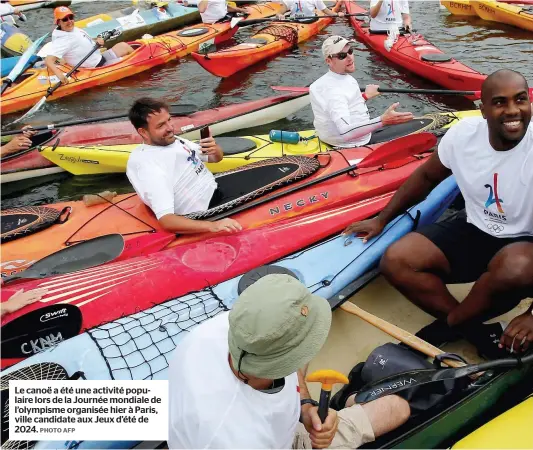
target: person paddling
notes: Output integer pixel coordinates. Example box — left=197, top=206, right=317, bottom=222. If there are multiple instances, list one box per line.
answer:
left=126, top=97, right=242, bottom=235
left=40, top=7, right=135, bottom=85
left=344, top=69, right=533, bottom=359
left=310, top=35, right=413, bottom=148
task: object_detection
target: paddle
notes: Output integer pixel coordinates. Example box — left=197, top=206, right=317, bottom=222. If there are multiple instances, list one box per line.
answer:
left=237, top=13, right=362, bottom=27
left=307, top=370, right=349, bottom=422
left=354, top=352, right=533, bottom=404
left=340, top=302, right=466, bottom=368
left=1, top=32, right=49, bottom=95
left=1, top=234, right=125, bottom=284
left=12, top=28, right=121, bottom=124
left=1, top=304, right=82, bottom=359
left=1, top=104, right=199, bottom=136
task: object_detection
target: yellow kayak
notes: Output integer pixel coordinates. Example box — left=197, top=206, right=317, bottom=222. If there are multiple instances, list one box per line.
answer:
left=453, top=396, right=533, bottom=448
left=441, top=0, right=478, bottom=16
left=40, top=110, right=480, bottom=176
left=471, top=0, right=533, bottom=32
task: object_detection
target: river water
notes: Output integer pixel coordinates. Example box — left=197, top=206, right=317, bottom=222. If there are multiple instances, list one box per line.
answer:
left=1, top=1, right=532, bottom=207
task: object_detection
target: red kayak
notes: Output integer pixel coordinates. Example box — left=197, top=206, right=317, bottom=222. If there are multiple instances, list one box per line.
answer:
left=1, top=92, right=309, bottom=184
left=346, top=1, right=486, bottom=94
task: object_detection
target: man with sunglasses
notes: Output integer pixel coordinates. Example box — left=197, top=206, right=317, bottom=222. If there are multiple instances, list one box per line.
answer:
left=41, top=7, right=134, bottom=85
left=310, top=35, right=413, bottom=148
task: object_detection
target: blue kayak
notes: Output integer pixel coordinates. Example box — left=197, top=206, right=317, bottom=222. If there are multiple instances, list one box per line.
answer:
left=2, top=176, right=459, bottom=449
left=0, top=54, right=40, bottom=77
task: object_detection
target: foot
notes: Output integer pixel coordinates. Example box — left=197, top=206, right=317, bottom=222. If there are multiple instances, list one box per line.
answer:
left=398, top=319, right=463, bottom=359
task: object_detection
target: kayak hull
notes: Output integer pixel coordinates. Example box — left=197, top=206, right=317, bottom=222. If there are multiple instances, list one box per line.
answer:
left=0, top=22, right=32, bottom=57
left=441, top=0, right=478, bottom=16
left=346, top=1, right=486, bottom=94
left=471, top=0, right=533, bottom=31
left=0, top=92, right=310, bottom=183
left=192, top=16, right=333, bottom=77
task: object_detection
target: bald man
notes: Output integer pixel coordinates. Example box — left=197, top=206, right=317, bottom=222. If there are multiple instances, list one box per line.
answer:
left=344, top=69, right=533, bottom=360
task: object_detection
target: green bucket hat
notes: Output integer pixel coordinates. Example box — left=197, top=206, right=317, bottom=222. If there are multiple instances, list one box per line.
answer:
left=228, top=274, right=332, bottom=380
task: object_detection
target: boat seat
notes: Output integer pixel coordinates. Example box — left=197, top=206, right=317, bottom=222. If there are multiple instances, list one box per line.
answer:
left=177, top=27, right=209, bottom=37
left=421, top=53, right=453, bottom=63
left=238, top=264, right=298, bottom=294
left=213, top=137, right=257, bottom=155
left=244, top=37, right=269, bottom=46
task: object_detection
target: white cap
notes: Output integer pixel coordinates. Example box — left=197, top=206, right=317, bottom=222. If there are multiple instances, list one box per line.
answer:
left=322, top=35, right=354, bottom=59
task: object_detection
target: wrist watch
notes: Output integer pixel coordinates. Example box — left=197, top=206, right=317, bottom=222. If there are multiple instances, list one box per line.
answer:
left=300, top=398, right=319, bottom=407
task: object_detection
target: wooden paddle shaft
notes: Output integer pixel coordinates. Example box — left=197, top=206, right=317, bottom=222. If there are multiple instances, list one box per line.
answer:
left=340, top=302, right=465, bottom=368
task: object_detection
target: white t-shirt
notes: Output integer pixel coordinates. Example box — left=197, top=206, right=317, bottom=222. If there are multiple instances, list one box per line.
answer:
left=126, top=138, right=217, bottom=219
left=199, top=0, right=228, bottom=24
left=438, top=117, right=533, bottom=238
left=0, top=3, right=14, bottom=21
left=310, top=71, right=382, bottom=147
left=283, top=0, right=327, bottom=17
left=369, top=0, right=410, bottom=31
left=168, top=312, right=300, bottom=449
left=44, top=27, right=102, bottom=68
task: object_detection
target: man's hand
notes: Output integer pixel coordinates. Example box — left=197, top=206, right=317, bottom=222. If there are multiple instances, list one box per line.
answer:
left=96, top=37, right=105, bottom=46
left=500, top=312, right=533, bottom=353
left=381, top=103, right=414, bottom=125
left=21, top=125, right=37, bottom=139
left=337, top=11, right=345, bottom=17
left=301, top=404, right=338, bottom=449
left=276, top=13, right=286, bottom=20
left=209, top=218, right=242, bottom=233
left=1, top=288, right=48, bottom=316
left=365, top=84, right=380, bottom=100
left=1, top=134, right=33, bottom=157
left=343, top=217, right=386, bottom=243
left=58, top=73, right=69, bottom=84
left=199, top=137, right=222, bottom=156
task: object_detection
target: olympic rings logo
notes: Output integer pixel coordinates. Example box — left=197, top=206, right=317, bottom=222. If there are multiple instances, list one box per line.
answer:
left=487, top=223, right=504, bottom=233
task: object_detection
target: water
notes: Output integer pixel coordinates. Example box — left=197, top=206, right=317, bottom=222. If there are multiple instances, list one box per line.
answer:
left=1, top=1, right=532, bottom=207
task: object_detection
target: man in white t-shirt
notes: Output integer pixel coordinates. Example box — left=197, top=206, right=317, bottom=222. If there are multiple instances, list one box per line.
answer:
left=126, top=97, right=242, bottom=235
left=310, top=35, right=413, bottom=147
left=369, top=0, right=412, bottom=33
left=42, top=7, right=135, bottom=85
left=168, top=274, right=411, bottom=449
left=276, top=0, right=343, bottom=19
left=184, top=0, right=247, bottom=24
left=345, top=69, right=533, bottom=359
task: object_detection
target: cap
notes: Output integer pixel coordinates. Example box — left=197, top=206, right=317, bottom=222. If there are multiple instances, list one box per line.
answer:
left=228, top=274, right=332, bottom=380
left=54, top=6, right=74, bottom=22
left=322, top=35, right=354, bottom=59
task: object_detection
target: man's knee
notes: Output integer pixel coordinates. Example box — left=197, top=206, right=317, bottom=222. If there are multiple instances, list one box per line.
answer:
left=385, top=395, right=410, bottom=424
left=489, top=242, right=533, bottom=289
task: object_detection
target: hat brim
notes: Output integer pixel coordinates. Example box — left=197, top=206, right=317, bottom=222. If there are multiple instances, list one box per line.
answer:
left=232, top=292, right=332, bottom=380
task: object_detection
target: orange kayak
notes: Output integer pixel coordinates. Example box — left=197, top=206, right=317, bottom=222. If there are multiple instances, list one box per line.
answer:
left=1, top=2, right=283, bottom=115
left=192, top=16, right=333, bottom=77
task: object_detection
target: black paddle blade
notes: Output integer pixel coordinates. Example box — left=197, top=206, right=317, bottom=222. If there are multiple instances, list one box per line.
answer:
left=1, top=304, right=82, bottom=359
left=2, top=234, right=125, bottom=284
left=169, top=104, right=198, bottom=116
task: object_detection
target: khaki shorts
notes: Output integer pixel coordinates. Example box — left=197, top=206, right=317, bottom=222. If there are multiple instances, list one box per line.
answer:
left=292, top=404, right=375, bottom=449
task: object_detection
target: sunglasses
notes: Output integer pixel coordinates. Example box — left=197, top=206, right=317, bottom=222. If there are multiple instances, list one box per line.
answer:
left=332, top=47, right=354, bottom=60
left=60, top=15, right=75, bottom=22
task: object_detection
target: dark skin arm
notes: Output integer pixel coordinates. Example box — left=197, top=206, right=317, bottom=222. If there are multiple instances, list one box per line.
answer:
left=344, top=152, right=452, bottom=240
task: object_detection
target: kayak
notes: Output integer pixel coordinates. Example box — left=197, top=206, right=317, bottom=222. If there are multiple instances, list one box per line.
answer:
left=8, top=0, right=70, bottom=6
left=0, top=54, right=39, bottom=77
left=39, top=110, right=480, bottom=176
left=3, top=177, right=490, bottom=450
left=76, top=2, right=201, bottom=45
left=0, top=91, right=310, bottom=183
left=440, top=0, right=479, bottom=16
left=0, top=2, right=283, bottom=115
left=192, top=16, right=333, bottom=78
left=0, top=21, right=32, bottom=57
left=345, top=1, right=486, bottom=94
left=453, top=396, right=533, bottom=448
left=470, top=0, right=533, bottom=32
left=0, top=141, right=433, bottom=277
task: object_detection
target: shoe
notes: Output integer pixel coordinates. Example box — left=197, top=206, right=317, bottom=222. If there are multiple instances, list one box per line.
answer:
left=329, top=363, right=364, bottom=411
left=458, top=322, right=511, bottom=360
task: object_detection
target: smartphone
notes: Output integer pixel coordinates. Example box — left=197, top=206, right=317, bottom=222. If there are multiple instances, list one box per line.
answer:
left=200, top=126, right=210, bottom=140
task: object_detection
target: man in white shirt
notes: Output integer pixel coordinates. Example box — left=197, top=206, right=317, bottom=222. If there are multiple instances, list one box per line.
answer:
left=126, top=97, right=242, bottom=234
left=345, top=69, right=533, bottom=359
left=310, top=35, right=413, bottom=148
left=184, top=0, right=247, bottom=24
left=276, top=0, right=343, bottom=19
left=43, top=7, right=135, bottom=85
left=168, top=274, right=411, bottom=449
left=369, top=0, right=412, bottom=33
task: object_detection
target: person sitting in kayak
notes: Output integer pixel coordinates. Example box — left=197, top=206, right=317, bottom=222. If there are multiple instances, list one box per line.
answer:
left=345, top=69, right=533, bottom=359
left=168, top=274, right=411, bottom=449
left=41, top=7, right=135, bottom=85
left=126, top=97, right=242, bottom=235
left=184, top=0, right=248, bottom=24
left=369, top=0, right=412, bottom=33
left=310, top=35, right=413, bottom=148
left=276, top=0, right=344, bottom=20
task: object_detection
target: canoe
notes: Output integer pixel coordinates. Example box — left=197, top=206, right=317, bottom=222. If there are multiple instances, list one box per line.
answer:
left=470, top=0, right=533, bottom=31
left=38, top=110, right=480, bottom=176
left=345, top=1, right=486, bottom=94
left=441, top=0, right=478, bottom=16
left=0, top=92, right=310, bottom=184
left=452, top=396, right=533, bottom=448
left=76, top=2, right=201, bottom=46
left=0, top=2, right=283, bottom=115
left=0, top=140, right=433, bottom=277
left=192, top=16, right=333, bottom=78
left=0, top=21, right=32, bottom=57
